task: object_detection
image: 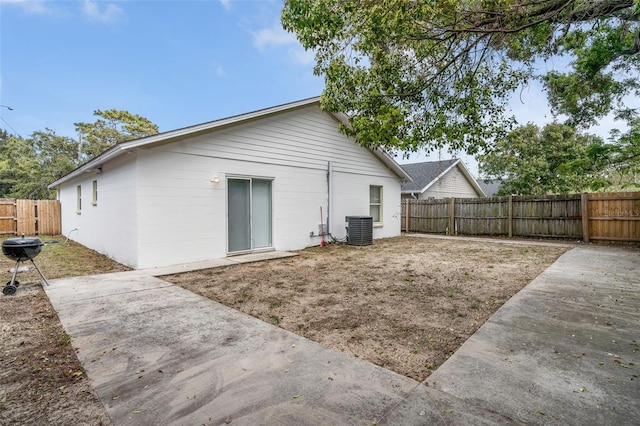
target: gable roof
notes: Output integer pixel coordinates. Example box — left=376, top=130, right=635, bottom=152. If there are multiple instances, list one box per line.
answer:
left=49, top=97, right=411, bottom=188
left=400, top=159, right=485, bottom=196
left=477, top=179, right=502, bottom=197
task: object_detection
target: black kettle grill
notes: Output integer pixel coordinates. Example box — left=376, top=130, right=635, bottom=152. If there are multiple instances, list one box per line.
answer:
left=2, top=236, right=49, bottom=295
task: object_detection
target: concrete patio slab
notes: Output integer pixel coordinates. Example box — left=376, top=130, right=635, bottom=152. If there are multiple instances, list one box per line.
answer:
left=389, top=244, right=640, bottom=425
left=143, top=251, right=298, bottom=277
left=44, top=243, right=640, bottom=425
left=44, top=272, right=420, bottom=425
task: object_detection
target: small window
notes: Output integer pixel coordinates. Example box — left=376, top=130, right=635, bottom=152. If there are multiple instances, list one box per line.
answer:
left=92, top=180, right=98, bottom=206
left=76, top=185, right=82, bottom=213
left=369, top=185, right=382, bottom=224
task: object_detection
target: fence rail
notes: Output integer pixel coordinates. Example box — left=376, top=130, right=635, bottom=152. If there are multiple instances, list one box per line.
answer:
left=402, top=192, right=639, bottom=244
left=0, top=199, right=61, bottom=236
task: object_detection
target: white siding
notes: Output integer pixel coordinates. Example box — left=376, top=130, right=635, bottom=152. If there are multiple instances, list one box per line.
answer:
left=134, top=105, right=402, bottom=268
left=421, top=166, right=481, bottom=199
left=56, top=104, right=404, bottom=269
left=57, top=153, right=139, bottom=267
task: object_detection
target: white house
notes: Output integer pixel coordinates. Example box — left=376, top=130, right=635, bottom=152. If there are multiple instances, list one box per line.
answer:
left=400, top=159, right=485, bottom=200
left=49, top=98, right=411, bottom=269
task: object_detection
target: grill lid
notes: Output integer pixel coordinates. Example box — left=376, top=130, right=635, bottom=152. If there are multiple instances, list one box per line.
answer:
left=2, top=237, right=44, bottom=248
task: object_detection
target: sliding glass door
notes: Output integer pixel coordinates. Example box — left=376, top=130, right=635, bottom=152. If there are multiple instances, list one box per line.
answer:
left=227, top=178, right=272, bottom=253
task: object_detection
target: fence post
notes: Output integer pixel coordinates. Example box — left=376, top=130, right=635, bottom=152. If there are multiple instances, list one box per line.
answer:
left=405, top=199, right=410, bottom=233
left=448, top=197, right=455, bottom=235
left=508, top=195, right=513, bottom=238
left=581, top=193, right=590, bottom=243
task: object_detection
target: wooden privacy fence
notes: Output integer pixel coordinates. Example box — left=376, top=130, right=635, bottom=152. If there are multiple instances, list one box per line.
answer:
left=402, top=192, right=640, bottom=244
left=0, top=199, right=61, bottom=236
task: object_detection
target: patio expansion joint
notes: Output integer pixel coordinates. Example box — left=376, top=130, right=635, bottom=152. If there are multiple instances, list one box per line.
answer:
left=57, top=283, right=177, bottom=303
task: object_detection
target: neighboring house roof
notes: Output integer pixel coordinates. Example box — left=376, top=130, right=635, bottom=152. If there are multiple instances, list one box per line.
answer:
left=400, top=159, right=485, bottom=196
left=49, top=97, right=412, bottom=188
left=477, top=179, right=502, bottom=197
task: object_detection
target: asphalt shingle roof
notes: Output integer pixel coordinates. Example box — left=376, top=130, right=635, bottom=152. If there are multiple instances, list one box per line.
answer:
left=477, top=179, right=502, bottom=197
left=400, top=159, right=459, bottom=192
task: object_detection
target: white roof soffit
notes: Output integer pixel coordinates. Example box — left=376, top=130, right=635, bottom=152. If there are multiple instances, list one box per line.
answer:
left=49, top=97, right=321, bottom=188
left=49, top=96, right=411, bottom=186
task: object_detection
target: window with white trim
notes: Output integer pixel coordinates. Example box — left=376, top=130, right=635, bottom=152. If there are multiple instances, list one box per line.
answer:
left=92, top=180, right=98, bottom=206
left=369, top=185, right=382, bottom=224
left=76, top=185, right=82, bottom=213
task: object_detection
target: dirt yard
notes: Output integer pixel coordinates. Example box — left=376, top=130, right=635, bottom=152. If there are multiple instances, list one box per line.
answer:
left=165, top=236, right=570, bottom=381
left=0, top=238, right=130, bottom=426
left=0, top=235, right=569, bottom=424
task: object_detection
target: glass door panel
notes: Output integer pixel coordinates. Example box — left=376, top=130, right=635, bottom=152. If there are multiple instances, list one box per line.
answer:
left=251, top=179, right=272, bottom=248
left=227, top=178, right=251, bottom=252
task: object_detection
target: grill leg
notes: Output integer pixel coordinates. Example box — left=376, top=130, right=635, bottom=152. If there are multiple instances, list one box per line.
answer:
left=29, top=259, right=49, bottom=286
left=10, top=260, right=20, bottom=285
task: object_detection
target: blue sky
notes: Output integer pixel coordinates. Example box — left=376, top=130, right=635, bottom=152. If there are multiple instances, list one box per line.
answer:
left=0, top=0, right=633, bottom=177
left=1, top=0, right=321, bottom=136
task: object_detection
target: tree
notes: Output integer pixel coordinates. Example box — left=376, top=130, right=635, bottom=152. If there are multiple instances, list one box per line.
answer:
left=478, top=123, right=610, bottom=195
left=0, top=130, right=31, bottom=197
left=0, top=109, right=159, bottom=199
left=75, top=109, right=159, bottom=160
left=281, top=0, right=640, bottom=155
left=601, top=117, right=640, bottom=189
left=0, top=129, right=80, bottom=199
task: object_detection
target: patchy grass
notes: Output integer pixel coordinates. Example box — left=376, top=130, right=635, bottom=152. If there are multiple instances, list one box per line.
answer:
left=0, top=234, right=570, bottom=423
left=164, top=236, right=570, bottom=381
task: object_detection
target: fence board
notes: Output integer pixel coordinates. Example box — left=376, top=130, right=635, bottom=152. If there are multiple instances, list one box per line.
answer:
left=0, top=199, right=16, bottom=235
left=587, top=192, right=640, bottom=243
left=0, top=198, right=61, bottom=236
left=36, top=200, right=62, bottom=235
left=401, top=192, right=639, bottom=244
left=16, top=199, right=37, bottom=235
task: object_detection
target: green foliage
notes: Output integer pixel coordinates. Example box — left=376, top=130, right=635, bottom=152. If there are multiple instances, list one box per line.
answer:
left=0, top=129, right=79, bottom=199
left=479, top=123, right=613, bottom=195
left=605, top=117, right=640, bottom=189
left=0, top=110, right=158, bottom=199
left=75, top=109, right=158, bottom=160
left=282, top=0, right=640, bottom=154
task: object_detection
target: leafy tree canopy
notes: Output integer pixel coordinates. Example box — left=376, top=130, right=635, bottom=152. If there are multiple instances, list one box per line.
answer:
left=0, top=109, right=158, bottom=199
left=479, top=123, right=617, bottom=195
left=0, top=129, right=79, bottom=199
left=75, top=109, right=159, bottom=160
left=282, top=0, right=640, bottom=155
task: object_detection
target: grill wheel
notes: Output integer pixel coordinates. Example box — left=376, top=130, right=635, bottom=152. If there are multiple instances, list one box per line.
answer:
left=2, top=284, right=17, bottom=295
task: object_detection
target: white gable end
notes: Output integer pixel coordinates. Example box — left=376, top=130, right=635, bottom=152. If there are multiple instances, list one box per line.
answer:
left=55, top=102, right=405, bottom=269
left=421, top=166, right=481, bottom=199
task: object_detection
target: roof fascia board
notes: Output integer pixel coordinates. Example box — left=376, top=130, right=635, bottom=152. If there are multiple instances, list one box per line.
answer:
left=49, top=97, right=321, bottom=188
left=121, top=96, right=322, bottom=151
left=455, top=162, right=486, bottom=196
left=49, top=96, right=412, bottom=186
left=419, top=159, right=460, bottom=193
left=48, top=145, right=126, bottom=188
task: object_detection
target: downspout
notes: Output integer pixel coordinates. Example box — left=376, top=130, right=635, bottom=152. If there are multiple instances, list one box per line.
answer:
left=327, top=161, right=333, bottom=237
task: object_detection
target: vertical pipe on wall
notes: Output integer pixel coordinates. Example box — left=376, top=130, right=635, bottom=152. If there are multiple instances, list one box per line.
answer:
left=327, top=161, right=333, bottom=236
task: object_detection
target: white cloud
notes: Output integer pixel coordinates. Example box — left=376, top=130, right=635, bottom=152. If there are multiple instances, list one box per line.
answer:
left=82, top=0, right=124, bottom=23
left=291, top=47, right=315, bottom=66
left=251, top=23, right=315, bottom=67
left=219, top=0, right=231, bottom=11
left=252, top=24, right=298, bottom=51
left=0, top=0, right=58, bottom=14
left=214, top=64, right=225, bottom=77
